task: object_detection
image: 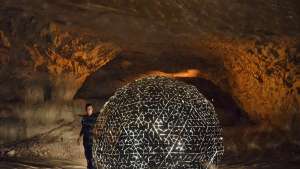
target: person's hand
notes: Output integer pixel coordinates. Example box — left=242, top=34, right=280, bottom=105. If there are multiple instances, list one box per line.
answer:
left=77, top=137, right=81, bottom=145
left=92, top=128, right=98, bottom=137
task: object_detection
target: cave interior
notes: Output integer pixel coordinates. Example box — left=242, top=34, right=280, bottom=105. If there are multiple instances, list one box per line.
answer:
left=0, top=0, right=300, bottom=168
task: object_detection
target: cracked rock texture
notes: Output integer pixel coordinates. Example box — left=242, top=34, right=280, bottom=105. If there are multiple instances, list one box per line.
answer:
left=0, top=0, right=300, bottom=145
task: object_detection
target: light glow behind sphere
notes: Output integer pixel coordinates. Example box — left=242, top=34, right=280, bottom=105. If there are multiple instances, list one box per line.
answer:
left=93, top=76, right=224, bottom=169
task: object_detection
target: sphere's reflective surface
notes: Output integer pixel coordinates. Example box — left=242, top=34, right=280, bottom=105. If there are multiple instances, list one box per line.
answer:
left=93, top=76, right=224, bottom=169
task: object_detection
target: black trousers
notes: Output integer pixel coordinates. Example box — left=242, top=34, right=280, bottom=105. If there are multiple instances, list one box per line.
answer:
left=83, top=139, right=95, bottom=169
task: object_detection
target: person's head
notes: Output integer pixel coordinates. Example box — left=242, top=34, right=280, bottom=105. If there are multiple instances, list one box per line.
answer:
left=85, top=103, right=93, bottom=116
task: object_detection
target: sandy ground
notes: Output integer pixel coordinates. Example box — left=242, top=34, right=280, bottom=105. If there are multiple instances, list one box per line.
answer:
left=1, top=155, right=300, bottom=169
left=1, top=121, right=300, bottom=169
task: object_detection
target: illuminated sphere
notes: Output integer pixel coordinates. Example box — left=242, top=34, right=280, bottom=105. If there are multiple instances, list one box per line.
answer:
left=93, top=76, right=224, bottom=169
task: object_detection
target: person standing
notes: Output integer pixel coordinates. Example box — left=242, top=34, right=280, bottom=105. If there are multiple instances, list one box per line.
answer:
left=77, top=103, right=99, bottom=169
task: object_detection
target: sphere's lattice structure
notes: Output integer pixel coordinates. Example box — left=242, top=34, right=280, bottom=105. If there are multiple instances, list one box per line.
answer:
left=93, top=76, right=224, bottom=169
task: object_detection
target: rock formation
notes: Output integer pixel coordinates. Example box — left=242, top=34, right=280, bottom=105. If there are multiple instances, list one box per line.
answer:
left=0, top=0, right=299, bottom=149
left=0, top=8, right=121, bottom=102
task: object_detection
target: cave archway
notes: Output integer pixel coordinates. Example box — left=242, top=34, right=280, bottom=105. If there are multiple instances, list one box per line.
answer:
left=76, top=74, right=248, bottom=127
left=75, top=50, right=250, bottom=126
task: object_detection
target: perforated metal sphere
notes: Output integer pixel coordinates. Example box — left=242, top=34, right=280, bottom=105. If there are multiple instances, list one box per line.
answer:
left=93, top=76, right=224, bottom=169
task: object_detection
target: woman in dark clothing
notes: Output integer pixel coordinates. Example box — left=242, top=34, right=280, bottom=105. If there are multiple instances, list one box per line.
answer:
left=77, top=103, right=99, bottom=169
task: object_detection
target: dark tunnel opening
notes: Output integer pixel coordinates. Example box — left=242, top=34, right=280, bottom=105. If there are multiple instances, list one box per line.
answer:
left=176, top=77, right=250, bottom=126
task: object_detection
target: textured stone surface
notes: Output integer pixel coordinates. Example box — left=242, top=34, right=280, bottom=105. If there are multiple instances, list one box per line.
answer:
left=0, top=0, right=299, bottom=133
left=93, top=76, right=224, bottom=169
left=0, top=8, right=121, bottom=101
left=1, top=2, right=300, bottom=166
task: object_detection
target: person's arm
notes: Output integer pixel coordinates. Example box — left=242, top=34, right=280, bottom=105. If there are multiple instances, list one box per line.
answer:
left=77, top=121, right=84, bottom=145
left=79, top=127, right=83, bottom=137
left=91, top=112, right=101, bottom=137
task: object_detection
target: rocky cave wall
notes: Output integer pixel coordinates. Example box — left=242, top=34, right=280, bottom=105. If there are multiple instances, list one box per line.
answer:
left=0, top=0, right=300, bottom=144
left=0, top=9, right=121, bottom=103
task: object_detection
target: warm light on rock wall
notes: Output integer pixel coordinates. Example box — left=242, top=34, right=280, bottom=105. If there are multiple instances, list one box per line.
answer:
left=0, top=14, right=121, bottom=102
left=0, top=0, right=299, bottom=130
left=191, top=35, right=300, bottom=128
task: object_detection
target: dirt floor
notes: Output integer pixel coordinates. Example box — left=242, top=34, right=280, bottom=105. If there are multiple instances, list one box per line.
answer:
left=1, top=120, right=300, bottom=169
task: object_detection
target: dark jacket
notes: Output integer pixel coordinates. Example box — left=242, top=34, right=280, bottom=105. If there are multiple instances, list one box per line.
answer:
left=80, top=112, right=100, bottom=145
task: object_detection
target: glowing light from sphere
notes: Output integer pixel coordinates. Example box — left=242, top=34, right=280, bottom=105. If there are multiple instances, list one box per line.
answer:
left=93, top=76, right=224, bottom=169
